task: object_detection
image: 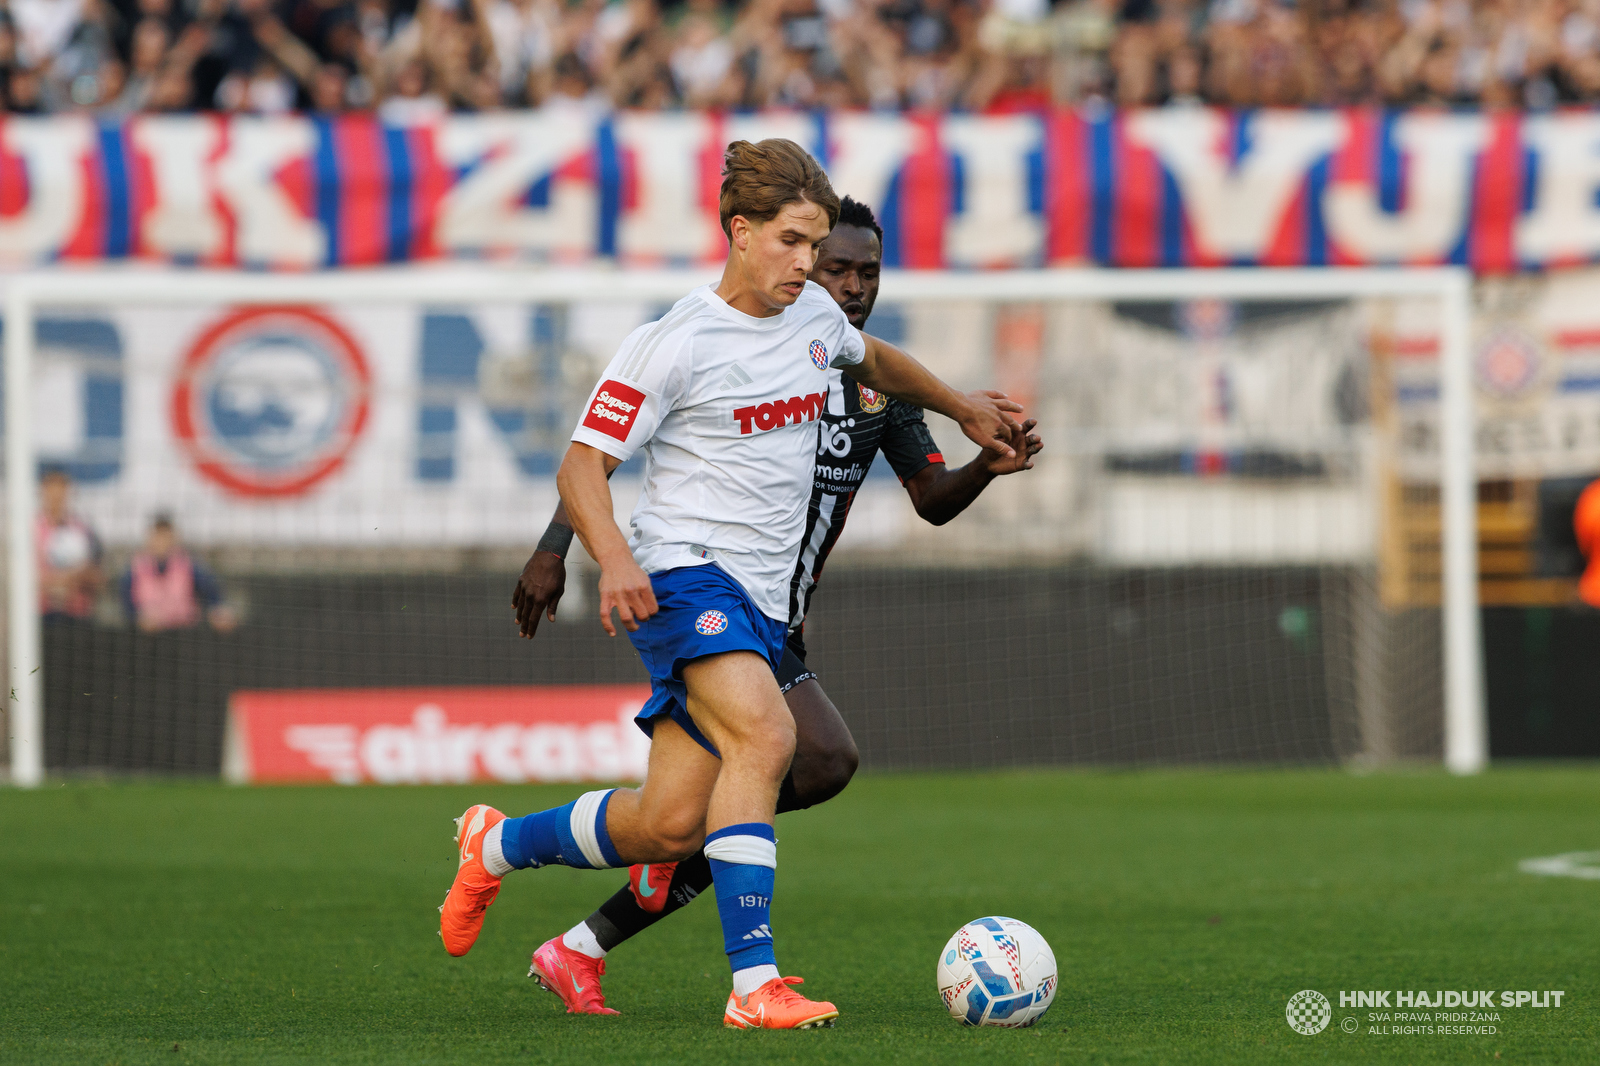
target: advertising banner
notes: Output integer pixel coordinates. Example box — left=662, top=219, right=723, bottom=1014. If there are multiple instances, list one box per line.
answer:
left=27, top=271, right=1600, bottom=558
left=7, top=109, right=1600, bottom=272
left=223, top=684, right=653, bottom=785
left=1384, top=271, right=1600, bottom=481
left=29, top=297, right=673, bottom=547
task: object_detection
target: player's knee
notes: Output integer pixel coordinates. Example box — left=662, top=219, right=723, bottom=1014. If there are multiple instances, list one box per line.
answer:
left=721, top=706, right=797, bottom=778
left=793, top=734, right=859, bottom=807
left=641, top=806, right=705, bottom=860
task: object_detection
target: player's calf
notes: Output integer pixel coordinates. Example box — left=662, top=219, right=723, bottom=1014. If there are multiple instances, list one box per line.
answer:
left=618, top=792, right=706, bottom=861
left=782, top=737, right=859, bottom=811
left=485, top=788, right=626, bottom=873
left=779, top=678, right=859, bottom=812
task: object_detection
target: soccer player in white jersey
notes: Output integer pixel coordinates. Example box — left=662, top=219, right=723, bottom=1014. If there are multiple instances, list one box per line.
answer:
left=437, top=139, right=1023, bottom=1030
left=510, top=195, right=1043, bottom=1018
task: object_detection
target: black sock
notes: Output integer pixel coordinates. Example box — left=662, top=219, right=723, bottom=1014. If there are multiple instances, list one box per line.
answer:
left=585, top=851, right=715, bottom=952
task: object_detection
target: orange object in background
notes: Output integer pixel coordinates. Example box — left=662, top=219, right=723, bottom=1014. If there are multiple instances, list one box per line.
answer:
left=1576, top=479, right=1600, bottom=607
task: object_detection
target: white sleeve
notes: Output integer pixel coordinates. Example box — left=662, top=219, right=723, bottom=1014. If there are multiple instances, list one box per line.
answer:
left=570, top=325, right=694, bottom=461
left=801, top=282, right=866, bottom=368
left=830, top=322, right=866, bottom=368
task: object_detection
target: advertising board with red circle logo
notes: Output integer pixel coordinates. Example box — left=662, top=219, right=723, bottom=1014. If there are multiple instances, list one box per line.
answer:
left=171, top=307, right=372, bottom=497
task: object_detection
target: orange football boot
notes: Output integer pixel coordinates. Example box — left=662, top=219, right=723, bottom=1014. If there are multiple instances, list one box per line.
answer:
left=628, top=862, right=677, bottom=914
left=439, top=804, right=506, bottom=957
left=723, top=976, right=838, bottom=1030
left=529, top=936, right=620, bottom=1015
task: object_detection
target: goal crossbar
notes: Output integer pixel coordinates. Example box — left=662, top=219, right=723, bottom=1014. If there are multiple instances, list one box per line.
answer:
left=3, top=266, right=1482, bottom=785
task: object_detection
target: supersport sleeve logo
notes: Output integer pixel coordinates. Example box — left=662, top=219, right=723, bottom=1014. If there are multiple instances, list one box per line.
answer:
left=582, top=380, right=647, bottom=442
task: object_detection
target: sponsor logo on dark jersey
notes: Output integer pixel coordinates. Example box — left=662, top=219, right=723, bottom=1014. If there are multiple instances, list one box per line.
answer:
left=814, top=461, right=871, bottom=484
left=583, top=380, right=645, bottom=441
left=734, top=392, right=826, bottom=435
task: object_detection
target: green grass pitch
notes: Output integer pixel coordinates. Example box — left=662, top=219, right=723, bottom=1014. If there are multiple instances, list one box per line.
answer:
left=2, top=767, right=1597, bottom=1064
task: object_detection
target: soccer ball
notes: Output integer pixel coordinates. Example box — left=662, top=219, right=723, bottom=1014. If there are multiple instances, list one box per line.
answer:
left=936, top=916, right=1057, bottom=1027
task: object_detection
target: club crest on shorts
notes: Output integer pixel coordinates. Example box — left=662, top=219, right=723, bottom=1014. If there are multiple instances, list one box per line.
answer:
left=695, top=610, right=729, bottom=635
left=857, top=384, right=887, bottom=412
left=808, top=339, right=829, bottom=371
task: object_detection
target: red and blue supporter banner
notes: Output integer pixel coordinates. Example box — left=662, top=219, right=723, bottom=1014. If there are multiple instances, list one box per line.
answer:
left=1, top=108, right=1598, bottom=271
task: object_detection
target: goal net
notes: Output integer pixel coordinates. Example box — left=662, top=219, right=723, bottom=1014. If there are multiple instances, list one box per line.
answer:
left=3, top=267, right=1481, bottom=786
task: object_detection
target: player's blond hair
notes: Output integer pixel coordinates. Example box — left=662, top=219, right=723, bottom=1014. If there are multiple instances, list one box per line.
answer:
left=719, top=139, right=840, bottom=242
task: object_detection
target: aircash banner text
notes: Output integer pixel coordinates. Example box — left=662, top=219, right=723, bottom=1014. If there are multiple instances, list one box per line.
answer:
left=224, top=685, right=653, bottom=785
left=9, top=108, right=1600, bottom=272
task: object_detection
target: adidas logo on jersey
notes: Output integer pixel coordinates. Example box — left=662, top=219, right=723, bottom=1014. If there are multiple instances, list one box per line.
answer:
left=742, top=924, right=773, bottom=940
left=734, top=393, right=826, bottom=436
left=719, top=364, right=754, bottom=390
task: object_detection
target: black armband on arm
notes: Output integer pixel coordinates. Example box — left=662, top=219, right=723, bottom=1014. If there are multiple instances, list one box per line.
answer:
left=536, top=521, right=575, bottom=559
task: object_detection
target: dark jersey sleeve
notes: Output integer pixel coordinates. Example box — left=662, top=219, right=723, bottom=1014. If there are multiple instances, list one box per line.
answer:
left=879, top=400, right=944, bottom=483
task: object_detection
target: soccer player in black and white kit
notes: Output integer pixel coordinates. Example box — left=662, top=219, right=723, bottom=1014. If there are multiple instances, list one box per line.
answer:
left=510, top=195, right=1042, bottom=1015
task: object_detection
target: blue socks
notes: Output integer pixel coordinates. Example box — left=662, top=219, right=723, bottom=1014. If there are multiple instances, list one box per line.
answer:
left=498, top=790, right=622, bottom=870
left=704, top=822, right=778, bottom=981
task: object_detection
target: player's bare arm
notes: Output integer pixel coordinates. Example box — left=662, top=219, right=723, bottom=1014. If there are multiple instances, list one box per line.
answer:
left=512, top=500, right=570, bottom=638
left=905, top=417, right=1044, bottom=526
left=846, top=333, right=1023, bottom=458
left=554, top=442, right=656, bottom=636
left=513, top=457, right=618, bottom=637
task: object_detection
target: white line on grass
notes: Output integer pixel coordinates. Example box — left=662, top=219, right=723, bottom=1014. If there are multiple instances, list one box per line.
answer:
left=1519, top=852, right=1600, bottom=880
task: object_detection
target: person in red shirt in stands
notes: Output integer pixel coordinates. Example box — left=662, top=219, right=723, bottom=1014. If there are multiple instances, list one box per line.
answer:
left=120, top=513, right=236, bottom=633
left=37, top=467, right=103, bottom=623
left=1576, top=478, right=1600, bottom=608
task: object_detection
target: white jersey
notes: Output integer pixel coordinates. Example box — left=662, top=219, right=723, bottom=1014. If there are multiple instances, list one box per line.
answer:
left=570, top=281, right=866, bottom=622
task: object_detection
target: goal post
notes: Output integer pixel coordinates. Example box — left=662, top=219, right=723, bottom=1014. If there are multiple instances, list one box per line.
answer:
left=3, top=265, right=1482, bottom=786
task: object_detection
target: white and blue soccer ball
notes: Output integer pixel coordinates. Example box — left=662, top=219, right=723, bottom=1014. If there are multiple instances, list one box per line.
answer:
left=937, top=916, right=1057, bottom=1027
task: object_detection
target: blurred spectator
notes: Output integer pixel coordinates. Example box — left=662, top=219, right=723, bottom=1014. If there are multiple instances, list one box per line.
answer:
left=120, top=513, right=237, bottom=633
left=671, top=11, right=733, bottom=106
left=37, top=468, right=103, bottom=623
left=9, top=0, right=1600, bottom=113
left=1575, top=476, right=1600, bottom=608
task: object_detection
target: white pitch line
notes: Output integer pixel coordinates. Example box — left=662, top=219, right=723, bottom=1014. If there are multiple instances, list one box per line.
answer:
left=1518, top=852, right=1600, bottom=880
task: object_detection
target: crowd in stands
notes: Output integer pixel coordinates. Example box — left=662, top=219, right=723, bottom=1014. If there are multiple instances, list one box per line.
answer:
left=2, top=0, right=1596, bottom=114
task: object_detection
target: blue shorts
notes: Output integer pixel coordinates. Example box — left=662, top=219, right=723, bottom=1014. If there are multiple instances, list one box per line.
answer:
left=628, top=563, right=788, bottom=757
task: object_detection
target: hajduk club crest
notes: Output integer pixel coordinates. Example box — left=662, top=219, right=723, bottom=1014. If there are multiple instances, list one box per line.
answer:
left=694, top=610, right=729, bottom=635
left=808, top=339, right=829, bottom=370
